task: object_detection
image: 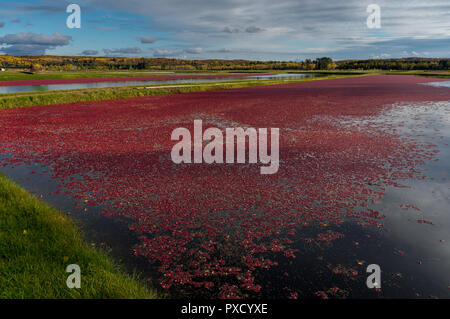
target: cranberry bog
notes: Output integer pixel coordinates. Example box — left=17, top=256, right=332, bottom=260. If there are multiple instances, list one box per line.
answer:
left=1, top=74, right=450, bottom=298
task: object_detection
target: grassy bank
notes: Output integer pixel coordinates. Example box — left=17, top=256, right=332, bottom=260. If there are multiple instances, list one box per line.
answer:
left=0, top=74, right=365, bottom=110
left=0, top=173, right=157, bottom=298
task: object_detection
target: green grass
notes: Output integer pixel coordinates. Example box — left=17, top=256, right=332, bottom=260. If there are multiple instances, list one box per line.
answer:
left=0, top=74, right=366, bottom=110
left=0, top=173, right=157, bottom=298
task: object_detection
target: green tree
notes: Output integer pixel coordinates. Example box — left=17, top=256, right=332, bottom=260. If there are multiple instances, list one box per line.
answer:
left=315, top=57, right=333, bottom=70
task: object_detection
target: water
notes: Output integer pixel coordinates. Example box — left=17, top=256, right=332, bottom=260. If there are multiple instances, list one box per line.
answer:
left=0, top=73, right=322, bottom=94
left=0, top=101, right=449, bottom=298
left=423, top=81, right=450, bottom=88
left=264, top=101, right=450, bottom=298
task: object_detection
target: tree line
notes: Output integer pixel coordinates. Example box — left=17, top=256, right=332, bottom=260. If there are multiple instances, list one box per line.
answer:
left=0, top=55, right=448, bottom=71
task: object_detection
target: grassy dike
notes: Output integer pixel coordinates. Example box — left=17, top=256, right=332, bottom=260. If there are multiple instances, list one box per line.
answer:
left=0, top=74, right=366, bottom=110
left=0, top=173, right=157, bottom=298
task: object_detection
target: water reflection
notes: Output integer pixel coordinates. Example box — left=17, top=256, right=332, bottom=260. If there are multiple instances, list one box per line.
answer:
left=0, top=73, right=322, bottom=94
left=423, top=81, right=450, bottom=88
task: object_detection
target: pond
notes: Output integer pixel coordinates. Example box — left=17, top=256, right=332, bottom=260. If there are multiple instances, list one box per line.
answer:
left=423, top=81, right=450, bottom=88
left=0, top=73, right=323, bottom=94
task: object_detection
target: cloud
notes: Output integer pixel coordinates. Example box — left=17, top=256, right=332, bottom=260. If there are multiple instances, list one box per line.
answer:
left=153, top=48, right=182, bottom=57
left=79, top=0, right=450, bottom=59
left=223, top=27, right=239, bottom=33
left=207, top=48, right=233, bottom=53
left=103, top=47, right=142, bottom=55
left=18, top=4, right=63, bottom=13
left=184, top=47, right=203, bottom=54
left=0, top=44, right=50, bottom=55
left=80, top=50, right=99, bottom=56
left=152, top=46, right=205, bottom=57
left=0, top=32, right=72, bottom=55
left=11, top=18, right=20, bottom=23
left=371, top=53, right=391, bottom=59
left=328, top=37, right=450, bottom=60
left=3, top=0, right=450, bottom=59
left=0, top=22, right=4, bottom=28
left=0, top=32, right=72, bottom=46
left=245, top=26, right=263, bottom=33
left=139, top=36, right=159, bottom=44
left=222, top=26, right=263, bottom=34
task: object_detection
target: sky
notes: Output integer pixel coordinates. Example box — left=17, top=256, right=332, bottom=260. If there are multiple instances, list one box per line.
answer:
left=0, top=0, right=449, bottom=61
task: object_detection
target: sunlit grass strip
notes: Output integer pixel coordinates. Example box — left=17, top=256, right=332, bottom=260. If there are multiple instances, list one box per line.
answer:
left=0, top=173, right=157, bottom=298
left=0, top=74, right=366, bottom=110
